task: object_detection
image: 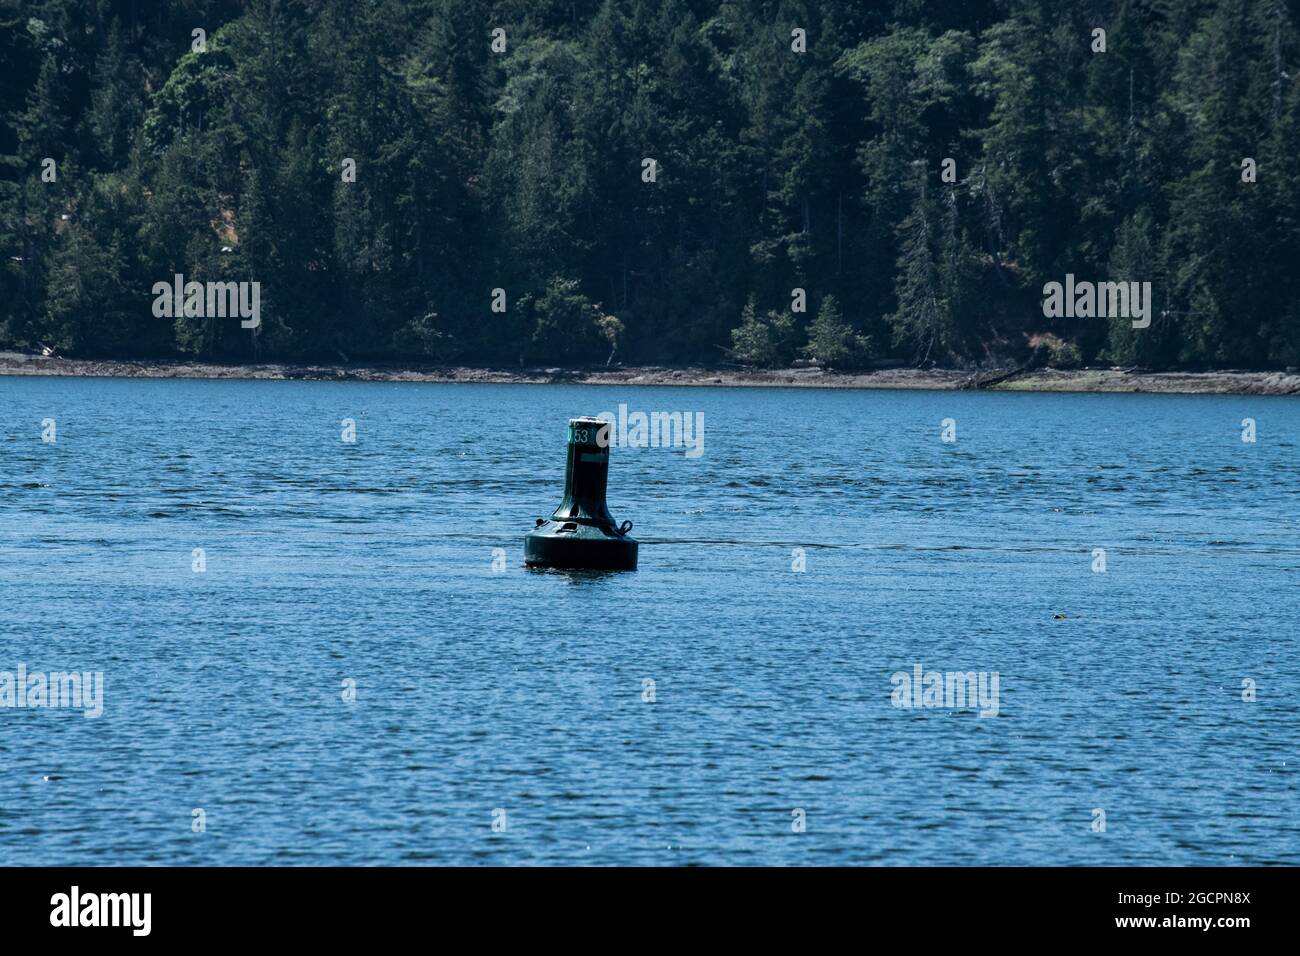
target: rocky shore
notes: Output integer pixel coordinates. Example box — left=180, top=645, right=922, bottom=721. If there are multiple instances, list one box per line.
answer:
left=2, top=351, right=1298, bottom=395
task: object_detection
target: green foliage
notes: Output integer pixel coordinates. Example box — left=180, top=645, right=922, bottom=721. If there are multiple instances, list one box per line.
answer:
left=730, top=295, right=798, bottom=367
left=596, top=312, right=624, bottom=364
left=1104, top=209, right=1165, bottom=366
left=1046, top=336, right=1083, bottom=369
left=803, top=294, right=871, bottom=368
left=522, top=276, right=602, bottom=364
left=0, top=0, right=1297, bottom=370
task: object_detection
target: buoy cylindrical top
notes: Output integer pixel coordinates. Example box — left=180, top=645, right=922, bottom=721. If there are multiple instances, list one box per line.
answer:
left=557, top=417, right=616, bottom=527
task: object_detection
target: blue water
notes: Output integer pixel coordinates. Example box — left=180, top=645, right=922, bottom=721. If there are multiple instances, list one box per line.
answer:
left=0, top=376, right=1297, bottom=865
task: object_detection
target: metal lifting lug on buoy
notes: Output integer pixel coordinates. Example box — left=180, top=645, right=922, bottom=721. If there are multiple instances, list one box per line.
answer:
left=524, top=417, right=639, bottom=571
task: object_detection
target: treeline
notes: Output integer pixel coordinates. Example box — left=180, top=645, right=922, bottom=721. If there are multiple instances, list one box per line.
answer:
left=1, top=0, right=1298, bottom=369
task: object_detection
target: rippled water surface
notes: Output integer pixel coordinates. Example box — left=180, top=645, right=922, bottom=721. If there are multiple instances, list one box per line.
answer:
left=1, top=376, right=1297, bottom=865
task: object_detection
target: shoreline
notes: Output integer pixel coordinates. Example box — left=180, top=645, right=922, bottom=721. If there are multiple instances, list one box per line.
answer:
left=2, top=351, right=1298, bottom=395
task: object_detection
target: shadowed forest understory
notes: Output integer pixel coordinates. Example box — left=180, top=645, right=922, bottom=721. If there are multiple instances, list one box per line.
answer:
left=2, top=0, right=1299, bottom=370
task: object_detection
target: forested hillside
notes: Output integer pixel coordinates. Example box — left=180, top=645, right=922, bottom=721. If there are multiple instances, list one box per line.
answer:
left=2, top=0, right=1298, bottom=369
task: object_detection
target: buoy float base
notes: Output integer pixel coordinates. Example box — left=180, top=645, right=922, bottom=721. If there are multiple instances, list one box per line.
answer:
left=524, top=520, right=638, bottom=571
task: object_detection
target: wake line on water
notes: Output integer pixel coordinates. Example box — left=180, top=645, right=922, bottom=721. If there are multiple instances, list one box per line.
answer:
left=3, top=531, right=1294, bottom=557
left=224, top=529, right=1300, bottom=556
left=634, top=539, right=1300, bottom=555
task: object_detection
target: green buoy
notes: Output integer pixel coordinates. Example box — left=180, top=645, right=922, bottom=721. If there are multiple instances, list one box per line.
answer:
left=524, top=417, right=639, bottom=571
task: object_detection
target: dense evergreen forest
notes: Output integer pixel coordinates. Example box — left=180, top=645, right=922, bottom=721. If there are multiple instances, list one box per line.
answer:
left=1, top=0, right=1298, bottom=369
